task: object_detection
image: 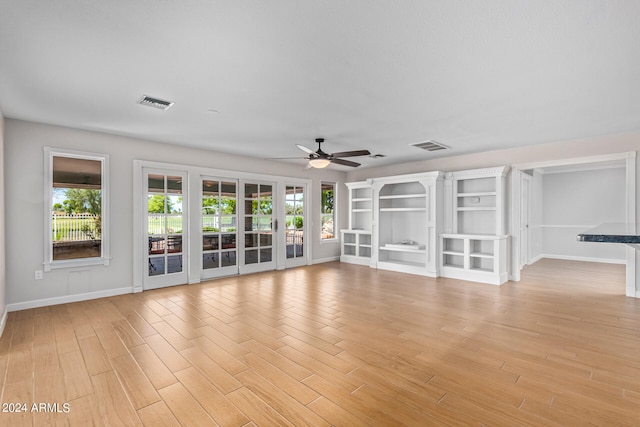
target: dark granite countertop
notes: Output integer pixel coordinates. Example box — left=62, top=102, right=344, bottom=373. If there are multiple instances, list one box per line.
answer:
left=577, top=223, right=640, bottom=243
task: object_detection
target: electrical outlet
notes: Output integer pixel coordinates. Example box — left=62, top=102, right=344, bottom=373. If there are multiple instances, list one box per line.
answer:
left=35, top=270, right=43, bottom=280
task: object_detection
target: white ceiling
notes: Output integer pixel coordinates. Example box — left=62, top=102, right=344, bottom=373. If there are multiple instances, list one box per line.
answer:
left=1, top=1, right=640, bottom=169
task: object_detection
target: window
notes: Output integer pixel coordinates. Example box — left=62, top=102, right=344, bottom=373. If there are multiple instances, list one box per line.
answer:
left=321, top=182, right=335, bottom=240
left=45, top=148, right=109, bottom=270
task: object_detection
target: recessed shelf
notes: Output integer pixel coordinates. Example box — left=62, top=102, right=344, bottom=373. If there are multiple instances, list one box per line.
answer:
left=470, top=252, right=493, bottom=258
left=352, top=197, right=372, bottom=202
left=442, top=250, right=464, bottom=256
left=379, top=246, right=426, bottom=254
left=456, top=207, right=496, bottom=211
left=380, top=207, right=426, bottom=212
left=379, top=193, right=425, bottom=200
left=457, top=192, right=496, bottom=197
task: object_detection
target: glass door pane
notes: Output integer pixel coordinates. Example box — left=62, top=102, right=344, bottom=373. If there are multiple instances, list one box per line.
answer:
left=286, top=185, right=304, bottom=259
left=202, top=179, right=238, bottom=277
left=145, top=170, right=187, bottom=289
left=242, top=182, right=275, bottom=271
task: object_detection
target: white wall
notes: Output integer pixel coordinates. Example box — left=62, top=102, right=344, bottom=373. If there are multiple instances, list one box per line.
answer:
left=0, top=110, right=6, bottom=334
left=541, top=167, right=626, bottom=263
left=4, top=119, right=347, bottom=309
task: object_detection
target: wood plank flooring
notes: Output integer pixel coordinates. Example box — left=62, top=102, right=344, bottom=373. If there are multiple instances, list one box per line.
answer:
left=1, top=259, right=639, bottom=426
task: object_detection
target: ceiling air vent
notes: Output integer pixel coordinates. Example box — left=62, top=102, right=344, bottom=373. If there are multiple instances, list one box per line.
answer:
left=137, top=95, right=174, bottom=110
left=410, top=140, right=448, bottom=152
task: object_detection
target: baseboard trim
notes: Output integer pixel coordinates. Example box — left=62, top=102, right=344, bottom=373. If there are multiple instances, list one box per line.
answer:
left=313, top=256, right=340, bottom=265
left=7, top=287, right=133, bottom=312
left=540, top=254, right=626, bottom=265
left=0, top=308, right=7, bottom=338
left=529, top=254, right=545, bottom=264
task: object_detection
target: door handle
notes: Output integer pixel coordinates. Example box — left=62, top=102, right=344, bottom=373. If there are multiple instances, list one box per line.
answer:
left=274, top=219, right=278, bottom=232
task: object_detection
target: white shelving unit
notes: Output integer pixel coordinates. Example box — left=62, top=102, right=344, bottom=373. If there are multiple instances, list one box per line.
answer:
left=440, top=233, right=508, bottom=285
left=340, top=229, right=372, bottom=266
left=340, top=181, right=373, bottom=266
left=373, top=172, right=443, bottom=277
left=441, top=166, right=510, bottom=285
left=449, top=166, right=509, bottom=235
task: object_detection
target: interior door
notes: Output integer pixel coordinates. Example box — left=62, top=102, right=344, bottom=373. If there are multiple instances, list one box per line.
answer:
left=284, top=184, right=307, bottom=268
left=201, top=177, right=239, bottom=279
left=144, top=169, right=188, bottom=290
left=240, top=180, right=277, bottom=274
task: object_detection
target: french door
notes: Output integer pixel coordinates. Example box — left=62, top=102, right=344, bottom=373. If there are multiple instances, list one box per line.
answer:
left=284, top=184, right=307, bottom=268
left=240, top=180, right=277, bottom=274
left=144, top=169, right=188, bottom=290
left=201, top=178, right=239, bottom=279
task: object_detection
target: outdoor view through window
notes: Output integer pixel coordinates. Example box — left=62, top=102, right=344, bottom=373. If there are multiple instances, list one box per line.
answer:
left=52, top=156, right=102, bottom=260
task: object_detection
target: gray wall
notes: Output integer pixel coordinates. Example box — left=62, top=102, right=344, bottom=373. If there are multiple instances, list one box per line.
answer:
left=0, top=110, right=6, bottom=332
left=4, top=119, right=347, bottom=309
left=541, top=167, right=626, bottom=262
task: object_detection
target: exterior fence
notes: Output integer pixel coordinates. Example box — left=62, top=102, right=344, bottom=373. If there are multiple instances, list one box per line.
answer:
left=52, top=213, right=100, bottom=242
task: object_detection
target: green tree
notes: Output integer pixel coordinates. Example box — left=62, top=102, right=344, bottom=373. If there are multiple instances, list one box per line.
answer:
left=321, top=187, right=334, bottom=214
left=148, top=195, right=172, bottom=213
left=63, top=189, right=102, bottom=215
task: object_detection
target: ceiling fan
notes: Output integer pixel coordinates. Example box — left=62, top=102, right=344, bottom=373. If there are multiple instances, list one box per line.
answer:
left=277, top=138, right=371, bottom=168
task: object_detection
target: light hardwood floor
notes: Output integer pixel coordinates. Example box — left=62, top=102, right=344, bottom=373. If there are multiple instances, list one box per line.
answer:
left=1, top=259, right=639, bottom=426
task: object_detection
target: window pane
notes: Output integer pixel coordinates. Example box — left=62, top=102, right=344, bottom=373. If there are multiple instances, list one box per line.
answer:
left=221, top=251, right=236, bottom=267
left=321, top=182, right=335, bottom=239
left=149, top=256, right=165, bottom=276
left=221, top=234, right=236, bottom=249
left=202, top=214, right=218, bottom=232
left=203, top=253, right=219, bottom=269
left=203, top=235, right=219, bottom=251
left=245, top=249, right=258, bottom=265
left=220, top=216, right=237, bottom=232
left=148, top=174, right=164, bottom=193
left=260, top=233, right=272, bottom=247
left=245, top=183, right=258, bottom=198
left=260, top=248, right=272, bottom=262
left=244, top=216, right=258, bottom=232
left=52, top=156, right=103, bottom=260
left=245, top=233, right=258, bottom=248
left=168, top=235, right=182, bottom=253
left=260, top=185, right=272, bottom=199
left=167, top=255, right=182, bottom=273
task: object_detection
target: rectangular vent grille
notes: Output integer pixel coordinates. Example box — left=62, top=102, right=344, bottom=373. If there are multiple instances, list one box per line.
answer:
left=138, top=95, right=174, bottom=110
left=410, top=140, right=448, bottom=151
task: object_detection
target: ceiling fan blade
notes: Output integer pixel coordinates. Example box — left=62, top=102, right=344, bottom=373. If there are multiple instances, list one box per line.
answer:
left=296, top=144, right=316, bottom=154
left=331, top=149, right=371, bottom=158
left=331, top=158, right=361, bottom=167
left=267, top=157, right=308, bottom=160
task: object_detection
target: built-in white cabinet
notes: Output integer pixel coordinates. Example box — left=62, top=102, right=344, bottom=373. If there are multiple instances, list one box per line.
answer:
left=341, top=167, right=510, bottom=285
left=440, top=234, right=508, bottom=285
left=441, top=166, right=510, bottom=284
left=341, top=172, right=443, bottom=277
left=374, top=173, right=442, bottom=276
left=446, top=166, right=509, bottom=235
left=340, top=181, right=374, bottom=266
left=340, top=230, right=372, bottom=266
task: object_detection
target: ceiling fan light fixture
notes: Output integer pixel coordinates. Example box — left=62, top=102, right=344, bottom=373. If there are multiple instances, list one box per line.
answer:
left=308, top=158, right=331, bottom=168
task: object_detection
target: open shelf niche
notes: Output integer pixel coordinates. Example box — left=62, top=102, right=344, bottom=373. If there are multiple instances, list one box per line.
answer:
left=372, top=172, right=443, bottom=276
left=440, top=166, right=510, bottom=285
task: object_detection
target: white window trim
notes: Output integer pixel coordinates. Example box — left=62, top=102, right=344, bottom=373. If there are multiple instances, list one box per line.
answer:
left=43, top=147, right=110, bottom=271
left=320, top=181, right=338, bottom=243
